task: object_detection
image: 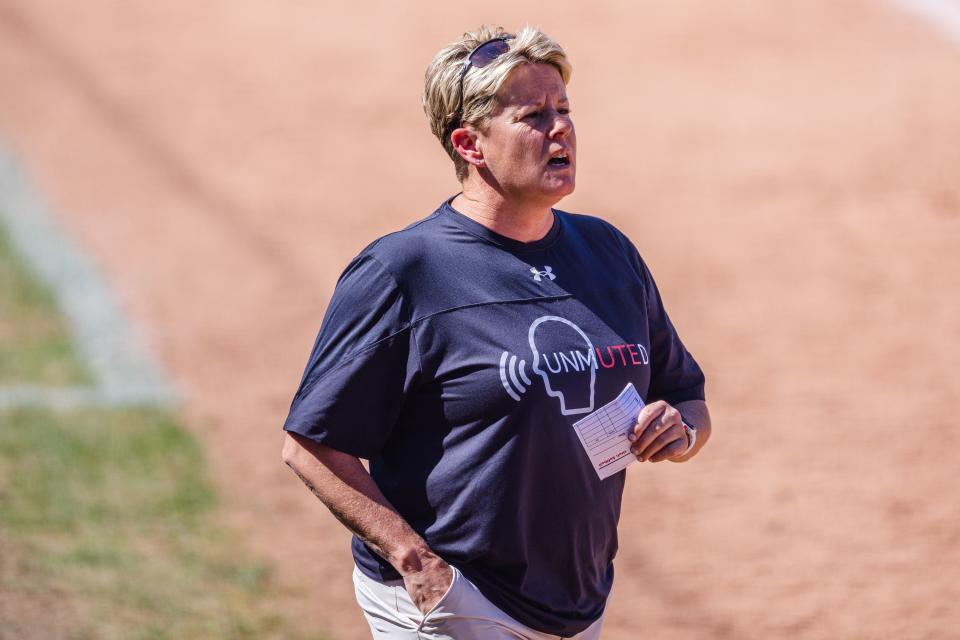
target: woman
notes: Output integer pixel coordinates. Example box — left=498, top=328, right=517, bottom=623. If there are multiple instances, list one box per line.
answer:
left=281, top=25, right=710, bottom=640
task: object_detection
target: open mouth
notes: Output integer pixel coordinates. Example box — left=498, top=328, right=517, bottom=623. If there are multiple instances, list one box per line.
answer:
left=547, top=154, right=570, bottom=167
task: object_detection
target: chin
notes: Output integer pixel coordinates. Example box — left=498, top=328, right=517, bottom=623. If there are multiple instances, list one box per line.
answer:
left=543, top=178, right=576, bottom=201
left=511, top=173, right=576, bottom=206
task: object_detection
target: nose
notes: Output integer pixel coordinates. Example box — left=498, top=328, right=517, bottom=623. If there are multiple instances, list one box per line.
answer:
left=549, top=110, right=573, bottom=139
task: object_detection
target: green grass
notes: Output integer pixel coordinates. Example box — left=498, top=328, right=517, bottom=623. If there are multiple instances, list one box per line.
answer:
left=0, top=407, right=321, bottom=640
left=0, top=220, right=325, bottom=638
left=0, top=224, right=91, bottom=386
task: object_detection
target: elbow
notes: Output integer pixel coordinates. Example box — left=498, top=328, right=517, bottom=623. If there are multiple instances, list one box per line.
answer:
left=282, top=432, right=348, bottom=472
left=281, top=432, right=302, bottom=468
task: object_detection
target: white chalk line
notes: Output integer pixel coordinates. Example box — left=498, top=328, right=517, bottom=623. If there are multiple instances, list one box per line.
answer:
left=0, top=385, right=171, bottom=412
left=0, top=140, right=178, bottom=410
left=889, top=0, right=960, bottom=45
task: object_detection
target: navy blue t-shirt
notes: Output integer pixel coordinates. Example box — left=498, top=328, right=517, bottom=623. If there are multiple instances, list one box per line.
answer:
left=283, top=200, right=705, bottom=635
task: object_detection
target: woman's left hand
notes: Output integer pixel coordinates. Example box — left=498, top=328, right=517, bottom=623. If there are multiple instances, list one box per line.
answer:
left=628, top=400, right=689, bottom=462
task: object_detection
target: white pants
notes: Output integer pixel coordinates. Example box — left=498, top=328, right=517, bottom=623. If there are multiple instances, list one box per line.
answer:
left=353, top=565, right=605, bottom=640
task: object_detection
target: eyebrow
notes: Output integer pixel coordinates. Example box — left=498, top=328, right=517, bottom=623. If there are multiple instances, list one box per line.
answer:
left=515, top=94, right=570, bottom=108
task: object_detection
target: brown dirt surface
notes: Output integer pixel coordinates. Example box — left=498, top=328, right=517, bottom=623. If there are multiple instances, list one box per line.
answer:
left=0, top=535, right=78, bottom=640
left=1, top=1, right=958, bottom=638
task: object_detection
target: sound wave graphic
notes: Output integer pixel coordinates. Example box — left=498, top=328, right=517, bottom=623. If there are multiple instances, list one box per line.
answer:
left=499, top=351, right=532, bottom=402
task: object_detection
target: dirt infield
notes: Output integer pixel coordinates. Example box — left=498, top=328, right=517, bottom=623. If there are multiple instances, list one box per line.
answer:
left=1, top=1, right=958, bottom=638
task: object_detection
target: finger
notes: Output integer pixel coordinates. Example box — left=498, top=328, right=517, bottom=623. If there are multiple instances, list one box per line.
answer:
left=631, top=404, right=682, bottom=453
left=648, top=437, right=687, bottom=463
left=410, top=581, right=446, bottom=615
left=404, top=563, right=453, bottom=615
left=631, top=414, right=667, bottom=456
left=634, top=424, right=684, bottom=462
left=629, top=401, right=667, bottom=441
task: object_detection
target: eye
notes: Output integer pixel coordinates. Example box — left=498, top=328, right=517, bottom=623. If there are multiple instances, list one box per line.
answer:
left=558, top=107, right=571, bottom=115
left=523, top=110, right=540, bottom=120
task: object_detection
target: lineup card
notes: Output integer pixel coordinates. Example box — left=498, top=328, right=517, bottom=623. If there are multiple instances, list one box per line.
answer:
left=572, top=383, right=644, bottom=480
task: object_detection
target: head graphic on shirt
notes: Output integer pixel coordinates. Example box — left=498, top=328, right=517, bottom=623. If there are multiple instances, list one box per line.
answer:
left=528, top=316, right=596, bottom=416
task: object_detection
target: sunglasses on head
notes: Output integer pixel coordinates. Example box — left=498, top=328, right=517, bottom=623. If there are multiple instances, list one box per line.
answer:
left=447, top=35, right=515, bottom=139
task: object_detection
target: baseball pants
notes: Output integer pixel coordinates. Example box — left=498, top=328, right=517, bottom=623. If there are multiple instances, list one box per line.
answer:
left=353, top=565, right=605, bottom=640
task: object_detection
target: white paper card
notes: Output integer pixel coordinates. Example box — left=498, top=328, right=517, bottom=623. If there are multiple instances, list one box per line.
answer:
left=572, top=383, right=644, bottom=479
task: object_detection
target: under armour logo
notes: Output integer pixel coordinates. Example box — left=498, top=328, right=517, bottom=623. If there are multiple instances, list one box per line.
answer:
left=530, top=266, right=556, bottom=282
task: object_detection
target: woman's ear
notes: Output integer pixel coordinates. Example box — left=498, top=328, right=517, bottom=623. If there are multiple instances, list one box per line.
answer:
left=450, top=127, right=485, bottom=167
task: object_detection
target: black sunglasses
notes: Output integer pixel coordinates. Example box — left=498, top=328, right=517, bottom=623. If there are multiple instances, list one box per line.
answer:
left=447, top=35, right=514, bottom=139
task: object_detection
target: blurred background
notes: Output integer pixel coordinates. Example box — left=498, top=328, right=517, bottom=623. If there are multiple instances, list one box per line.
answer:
left=1, top=1, right=958, bottom=638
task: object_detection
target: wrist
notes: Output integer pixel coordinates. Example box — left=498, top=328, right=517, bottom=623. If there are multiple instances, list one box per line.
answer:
left=391, top=543, right=444, bottom=576
left=673, top=419, right=697, bottom=460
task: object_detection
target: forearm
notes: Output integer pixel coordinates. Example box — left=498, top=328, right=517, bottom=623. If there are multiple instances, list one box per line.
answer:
left=673, top=399, right=711, bottom=462
left=281, top=432, right=441, bottom=575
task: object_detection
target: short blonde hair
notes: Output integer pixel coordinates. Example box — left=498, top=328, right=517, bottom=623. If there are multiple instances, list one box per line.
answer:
left=423, top=25, right=572, bottom=181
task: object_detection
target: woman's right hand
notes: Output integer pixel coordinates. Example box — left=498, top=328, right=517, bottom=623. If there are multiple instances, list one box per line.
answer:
left=402, top=555, right=454, bottom=615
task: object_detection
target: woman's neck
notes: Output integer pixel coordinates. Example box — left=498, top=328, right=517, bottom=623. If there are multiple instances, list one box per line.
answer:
left=451, top=182, right=556, bottom=244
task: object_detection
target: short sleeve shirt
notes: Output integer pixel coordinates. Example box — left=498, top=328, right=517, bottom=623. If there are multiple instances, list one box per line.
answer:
left=283, top=200, right=705, bottom=636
